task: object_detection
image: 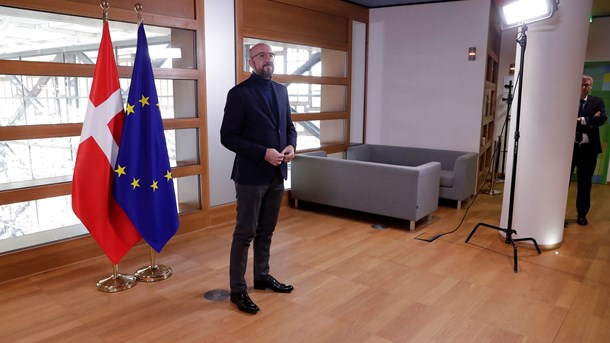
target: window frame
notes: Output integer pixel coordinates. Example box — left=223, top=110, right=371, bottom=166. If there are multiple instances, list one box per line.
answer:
left=0, top=2, right=209, bottom=255
left=236, top=35, right=352, bottom=155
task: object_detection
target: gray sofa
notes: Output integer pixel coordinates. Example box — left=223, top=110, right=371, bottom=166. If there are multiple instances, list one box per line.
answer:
left=347, top=144, right=478, bottom=209
left=290, top=151, right=441, bottom=230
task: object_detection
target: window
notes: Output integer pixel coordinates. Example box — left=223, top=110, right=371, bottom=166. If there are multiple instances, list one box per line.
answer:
left=242, top=38, right=348, bottom=151
left=0, top=7, right=195, bottom=69
left=0, top=6, right=201, bottom=252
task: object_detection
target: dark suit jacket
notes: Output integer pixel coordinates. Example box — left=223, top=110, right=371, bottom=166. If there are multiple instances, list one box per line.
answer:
left=220, top=74, right=297, bottom=185
left=577, top=95, right=607, bottom=154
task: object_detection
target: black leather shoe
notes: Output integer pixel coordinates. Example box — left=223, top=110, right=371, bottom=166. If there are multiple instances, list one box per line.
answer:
left=253, top=275, right=294, bottom=293
left=577, top=216, right=588, bottom=226
left=230, top=291, right=259, bottom=314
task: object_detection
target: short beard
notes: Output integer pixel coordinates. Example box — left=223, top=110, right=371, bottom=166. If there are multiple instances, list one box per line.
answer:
left=257, top=63, right=273, bottom=80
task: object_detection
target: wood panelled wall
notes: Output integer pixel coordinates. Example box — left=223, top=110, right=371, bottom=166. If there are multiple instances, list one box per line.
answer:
left=238, top=0, right=367, bottom=56
left=0, top=0, right=368, bottom=283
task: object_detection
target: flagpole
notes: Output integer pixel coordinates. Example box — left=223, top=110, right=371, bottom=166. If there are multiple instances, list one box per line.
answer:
left=87, top=0, right=139, bottom=293
left=135, top=3, right=143, bottom=25
left=129, top=3, right=174, bottom=283
left=101, top=0, right=109, bottom=22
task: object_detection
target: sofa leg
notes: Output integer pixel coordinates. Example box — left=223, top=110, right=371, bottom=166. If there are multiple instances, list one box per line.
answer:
left=409, top=221, right=415, bottom=231
left=457, top=200, right=462, bottom=210
left=294, top=199, right=299, bottom=208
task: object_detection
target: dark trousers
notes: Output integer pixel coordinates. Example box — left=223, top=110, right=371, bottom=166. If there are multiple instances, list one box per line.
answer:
left=571, top=143, right=598, bottom=217
left=229, top=173, right=284, bottom=292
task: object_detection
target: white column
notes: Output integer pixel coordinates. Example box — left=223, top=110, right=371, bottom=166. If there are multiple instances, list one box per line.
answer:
left=205, top=0, right=236, bottom=206
left=500, top=0, right=593, bottom=247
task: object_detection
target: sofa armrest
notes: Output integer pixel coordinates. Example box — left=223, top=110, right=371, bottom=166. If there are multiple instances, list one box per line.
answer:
left=451, top=152, right=478, bottom=200
left=414, top=161, right=441, bottom=220
left=346, top=144, right=370, bottom=161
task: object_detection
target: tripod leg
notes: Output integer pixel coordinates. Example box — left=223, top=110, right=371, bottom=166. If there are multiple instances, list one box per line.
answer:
left=513, top=237, right=542, bottom=254
left=465, top=222, right=505, bottom=243
left=465, top=225, right=480, bottom=243
left=511, top=240, right=518, bottom=273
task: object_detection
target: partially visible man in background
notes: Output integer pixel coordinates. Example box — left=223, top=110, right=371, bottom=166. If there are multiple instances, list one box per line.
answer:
left=571, top=75, right=607, bottom=226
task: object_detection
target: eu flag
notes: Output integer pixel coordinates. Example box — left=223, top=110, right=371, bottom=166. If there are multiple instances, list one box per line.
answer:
left=113, top=22, right=179, bottom=253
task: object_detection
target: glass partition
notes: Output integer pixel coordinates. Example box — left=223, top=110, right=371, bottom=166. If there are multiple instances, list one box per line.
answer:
left=243, top=38, right=346, bottom=78
left=295, top=119, right=346, bottom=150
left=0, top=5, right=203, bottom=254
left=0, top=6, right=195, bottom=68
left=0, top=128, right=198, bottom=188
left=0, top=137, right=80, bottom=186
left=242, top=38, right=348, bottom=152
left=0, top=173, right=201, bottom=252
left=286, top=84, right=346, bottom=113
left=0, top=76, right=197, bottom=126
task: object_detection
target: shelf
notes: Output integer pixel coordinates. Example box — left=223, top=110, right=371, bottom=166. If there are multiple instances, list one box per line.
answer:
left=478, top=4, right=501, bottom=187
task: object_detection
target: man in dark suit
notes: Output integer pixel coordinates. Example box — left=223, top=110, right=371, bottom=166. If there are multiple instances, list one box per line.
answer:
left=571, top=75, right=607, bottom=226
left=220, top=43, right=297, bottom=314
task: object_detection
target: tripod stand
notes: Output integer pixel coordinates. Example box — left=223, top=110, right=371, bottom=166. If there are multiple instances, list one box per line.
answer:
left=465, top=24, right=541, bottom=273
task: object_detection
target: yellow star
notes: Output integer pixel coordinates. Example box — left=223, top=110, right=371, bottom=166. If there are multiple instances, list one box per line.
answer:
left=164, top=170, right=173, bottom=181
left=150, top=180, right=159, bottom=191
left=125, top=103, right=135, bottom=116
left=139, top=95, right=150, bottom=107
left=114, top=165, right=126, bottom=177
left=130, top=178, right=141, bottom=189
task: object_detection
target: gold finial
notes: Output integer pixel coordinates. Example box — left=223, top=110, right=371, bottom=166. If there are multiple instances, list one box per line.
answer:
left=134, top=3, right=143, bottom=25
left=100, top=1, right=110, bottom=22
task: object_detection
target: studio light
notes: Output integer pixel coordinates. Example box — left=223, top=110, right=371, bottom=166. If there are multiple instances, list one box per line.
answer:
left=466, top=0, right=561, bottom=273
left=499, top=0, right=559, bottom=29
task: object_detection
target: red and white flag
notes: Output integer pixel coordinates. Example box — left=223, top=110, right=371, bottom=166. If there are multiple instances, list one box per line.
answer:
left=72, top=22, right=140, bottom=264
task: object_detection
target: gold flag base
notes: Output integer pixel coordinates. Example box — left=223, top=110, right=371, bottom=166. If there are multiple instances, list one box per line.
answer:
left=96, top=264, right=137, bottom=293
left=135, top=264, right=173, bottom=282
left=135, top=246, right=173, bottom=282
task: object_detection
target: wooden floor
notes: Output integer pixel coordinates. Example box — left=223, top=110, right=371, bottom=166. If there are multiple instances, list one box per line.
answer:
left=1, top=182, right=610, bottom=342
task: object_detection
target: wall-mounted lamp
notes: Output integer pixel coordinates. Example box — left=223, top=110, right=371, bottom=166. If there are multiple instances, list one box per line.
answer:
left=468, top=47, right=476, bottom=61
left=509, top=63, right=515, bottom=75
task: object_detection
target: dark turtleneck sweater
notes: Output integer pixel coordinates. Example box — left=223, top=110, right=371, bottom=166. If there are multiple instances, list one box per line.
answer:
left=250, top=72, right=278, bottom=118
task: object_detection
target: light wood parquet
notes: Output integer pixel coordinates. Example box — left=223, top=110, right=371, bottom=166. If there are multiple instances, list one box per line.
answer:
left=1, top=182, right=609, bottom=342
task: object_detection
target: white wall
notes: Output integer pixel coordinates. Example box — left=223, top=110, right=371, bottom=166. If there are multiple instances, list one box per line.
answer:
left=205, top=0, right=236, bottom=206
left=366, top=0, right=490, bottom=153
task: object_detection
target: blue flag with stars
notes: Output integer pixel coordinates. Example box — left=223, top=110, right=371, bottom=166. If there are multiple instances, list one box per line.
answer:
left=113, top=22, right=179, bottom=253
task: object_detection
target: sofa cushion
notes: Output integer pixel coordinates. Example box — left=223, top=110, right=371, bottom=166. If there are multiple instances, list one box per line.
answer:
left=440, top=170, right=454, bottom=187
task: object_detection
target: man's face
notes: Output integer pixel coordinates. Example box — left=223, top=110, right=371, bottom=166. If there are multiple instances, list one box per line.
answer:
left=581, top=78, right=592, bottom=99
left=249, top=44, right=275, bottom=80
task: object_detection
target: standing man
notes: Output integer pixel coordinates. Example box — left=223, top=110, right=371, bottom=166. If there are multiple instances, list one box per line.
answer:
left=571, top=75, right=607, bottom=226
left=221, top=43, right=297, bottom=314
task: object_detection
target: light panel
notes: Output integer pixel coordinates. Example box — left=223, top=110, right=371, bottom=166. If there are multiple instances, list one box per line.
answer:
left=499, top=0, right=559, bottom=29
